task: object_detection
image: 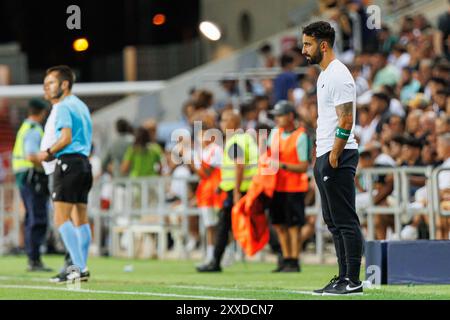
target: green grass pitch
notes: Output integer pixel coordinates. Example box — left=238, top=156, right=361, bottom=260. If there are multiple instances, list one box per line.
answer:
left=0, top=255, right=449, bottom=300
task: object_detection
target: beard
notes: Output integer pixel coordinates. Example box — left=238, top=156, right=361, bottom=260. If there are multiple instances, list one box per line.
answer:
left=51, top=86, right=64, bottom=100
left=305, top=48, right=323, bottom=65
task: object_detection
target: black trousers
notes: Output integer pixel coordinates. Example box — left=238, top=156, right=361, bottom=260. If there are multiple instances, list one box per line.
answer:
left=213, top=190, right=246, bottom=264
left=19, top=183, right=49, bottom=262
left=314, top=149, right=364, bottom=282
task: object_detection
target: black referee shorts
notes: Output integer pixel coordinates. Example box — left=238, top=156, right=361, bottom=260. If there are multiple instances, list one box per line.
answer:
left=52, top=154, right=93, bottom=204
left=269, top=191, right=306, bottom=227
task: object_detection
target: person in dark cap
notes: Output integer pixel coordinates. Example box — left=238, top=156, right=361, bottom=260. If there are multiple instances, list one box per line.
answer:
left=266, top=100, right=310, bottom=272
left=12, top=98, right=53, bottom=272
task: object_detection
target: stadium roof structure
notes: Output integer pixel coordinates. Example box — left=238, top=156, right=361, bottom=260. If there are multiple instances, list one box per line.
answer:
left=0, top=81, right=167, bottom=98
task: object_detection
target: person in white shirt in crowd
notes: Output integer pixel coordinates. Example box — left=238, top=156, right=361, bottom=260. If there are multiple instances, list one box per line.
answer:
left=388, top=44, right=411, bottom=73
left=349, top=64, right=369, bottom=97
left=402, top=133, right=450, bottom=240
left=354, top=104, right=377, bottom=148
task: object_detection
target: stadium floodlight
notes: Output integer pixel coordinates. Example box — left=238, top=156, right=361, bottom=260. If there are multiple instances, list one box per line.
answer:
left=152, top=13, right=166, bottom=26
left=73, top=37, right=89, bottom=52
left=199, top=21, right=221, bottom=41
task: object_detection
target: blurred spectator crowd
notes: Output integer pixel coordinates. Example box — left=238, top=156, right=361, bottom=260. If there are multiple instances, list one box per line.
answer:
left=1, top=0, right=449, bottom=255
left=91, top=2, right=450, bottom=248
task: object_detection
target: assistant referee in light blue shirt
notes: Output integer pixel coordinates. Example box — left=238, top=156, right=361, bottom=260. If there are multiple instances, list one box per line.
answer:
left=38, top=65, right=93, bottom=283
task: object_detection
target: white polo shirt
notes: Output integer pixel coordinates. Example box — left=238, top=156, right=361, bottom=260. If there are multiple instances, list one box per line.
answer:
left=40, top=104, right=58, bottom=175
left=316, top=59, right=358, bottom=157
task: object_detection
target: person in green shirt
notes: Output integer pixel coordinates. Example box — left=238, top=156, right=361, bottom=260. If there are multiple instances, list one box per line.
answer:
left=371, top=52, right=400, bottom=91
left=120, top=127, right=163, bottom=177
left=101, top=118, right=134, bottom=178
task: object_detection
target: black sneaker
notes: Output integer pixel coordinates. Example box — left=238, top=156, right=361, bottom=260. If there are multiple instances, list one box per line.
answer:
left=50, top=271, right=68, bottom=284
left=271, top=257, right=286, bottom=273
left=50, top=269, right=90, bottom=284
left=65, top=270, right=82, bottom=283
left=312, top=275, right=343, bottom=295
left=196, top=262, right=222, bottom=273
left=27, top=260, right=53, bottom=272
left=80, top=269, right=90, bottom=282
left=280, top=259, right=301, bottom=273
left=322, top=278, right=364, bottom=296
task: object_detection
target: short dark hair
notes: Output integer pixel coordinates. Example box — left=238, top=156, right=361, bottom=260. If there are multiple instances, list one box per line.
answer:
left=46, top=65, right=76, bottom=90
left=391, top=135, right=406, bottom=145
left=392, top=44, right=406, bottom=53
left=28, top=98, right=48, bottom=116
left=381, top=84, right=395, bottom=98
left=134, top=127, right=150, bottom=149
left=434, top=62, right=450, bottom=73
left=280, top=54, right=294, bottom=68
left=195, top=90, right=213, bottom=109
left=358, top=104, right=369, bottom=112
left=375, top=51, right=389, bottom=59
left=116, top=118, right=132, bottom=134
left=404, top=137, right=423, bottom=149
left=302, top=21, right=335, bottom=48
left=373, top=92, right=390, bottom=106
left=429, top=77, right=447, bottom=87
left=259, top=43, right=272, bottom=54
left=240, top=102, right=257, bottom=116
left=255, top=122, right=272, bottom=132
left=253, top=95, right=269, bottom=103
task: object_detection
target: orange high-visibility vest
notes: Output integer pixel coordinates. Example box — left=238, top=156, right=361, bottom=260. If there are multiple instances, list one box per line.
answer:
left=232, top=152, right=274, bottom=256
left=196, top=144, right=226, bottom=209
left=270, top=127, right=309, bottom=193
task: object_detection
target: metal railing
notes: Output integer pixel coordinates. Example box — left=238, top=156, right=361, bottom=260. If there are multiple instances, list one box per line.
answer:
left=431, top=167, right=450, bottom=218
left=358, top=166, right=438, bottom=240
left=88, top=175, right=202, bottom=259
left=2, top=165, right=449, bottom=257
left=358, top=167, right=402, bottom=240
left=400, top=166, right=435, bottom=239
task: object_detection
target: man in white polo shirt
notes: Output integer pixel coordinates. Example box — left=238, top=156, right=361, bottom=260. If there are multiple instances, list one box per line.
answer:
left=302, top=21, right=364, bottom=295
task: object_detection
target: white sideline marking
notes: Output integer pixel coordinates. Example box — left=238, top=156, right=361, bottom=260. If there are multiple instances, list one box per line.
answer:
left=170, top=285, right=315, bottom=296
left=0, top=284, right=252, bottom=300
left=0, top=276, right=47, bottom=283
left=0, top=276, right=315, bottom=296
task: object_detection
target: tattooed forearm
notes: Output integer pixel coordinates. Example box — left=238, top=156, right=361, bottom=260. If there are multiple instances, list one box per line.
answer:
left=335, top=102, right=354, bottom=130
left=330, top=102, right=354, bottom=160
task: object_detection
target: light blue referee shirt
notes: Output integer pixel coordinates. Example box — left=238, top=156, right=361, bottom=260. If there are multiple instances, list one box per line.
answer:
left=54, top=95, right=92, bottom=157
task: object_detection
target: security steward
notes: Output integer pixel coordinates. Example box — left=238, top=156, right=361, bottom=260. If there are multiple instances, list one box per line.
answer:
left=268, top=101, right=309, bottom=272
left=197, top=109, right=258, bottom=272
left=12, top=99, right=53, bottom=272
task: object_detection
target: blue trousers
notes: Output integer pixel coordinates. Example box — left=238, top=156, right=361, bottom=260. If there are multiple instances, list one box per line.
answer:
left=19, top=184, right=49, bottom=262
